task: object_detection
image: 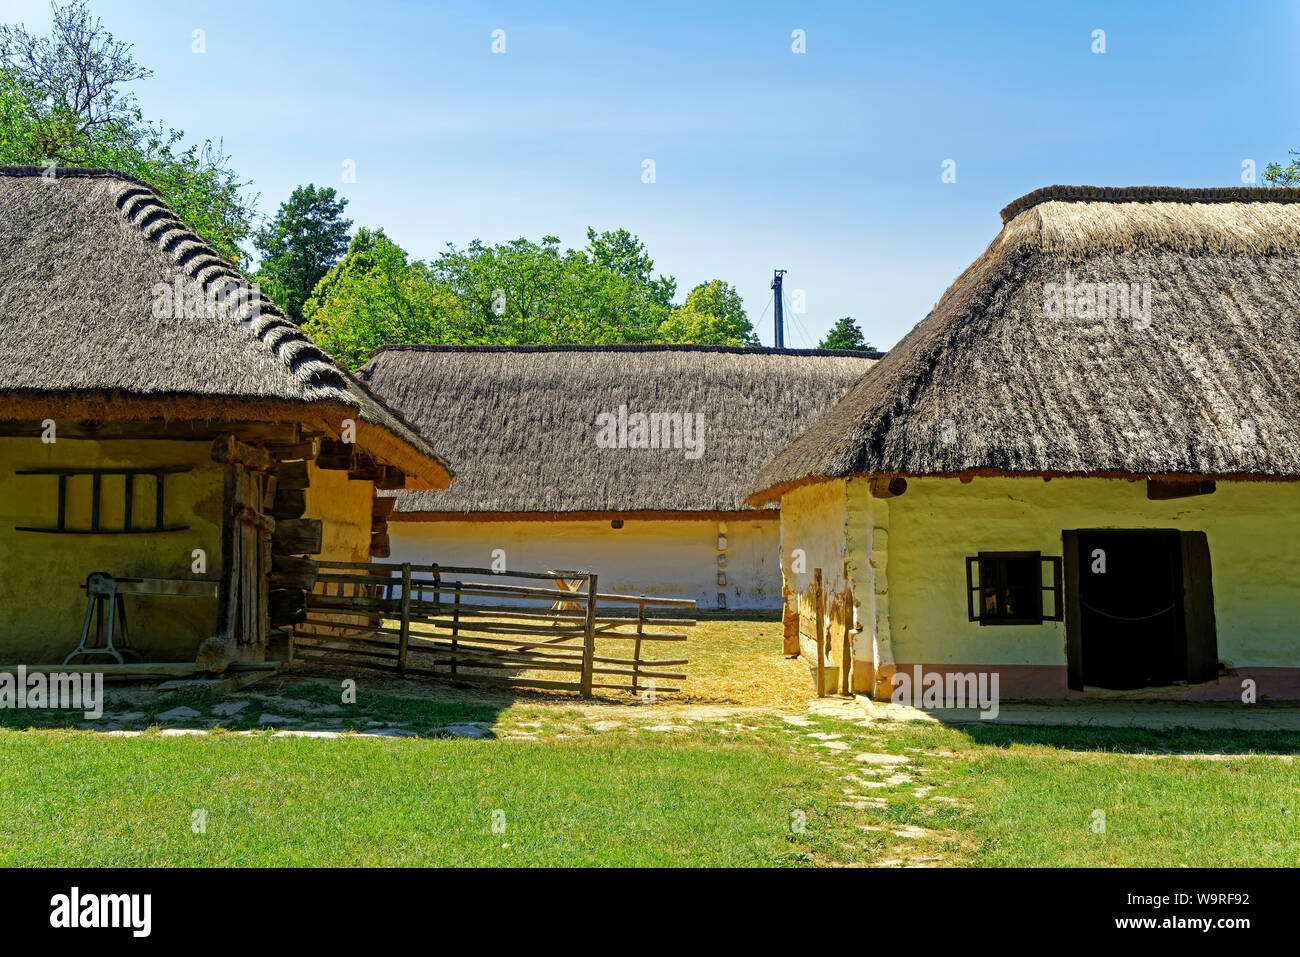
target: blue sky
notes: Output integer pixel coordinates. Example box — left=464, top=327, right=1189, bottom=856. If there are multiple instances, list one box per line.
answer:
left=8, top=0, right=1299, bottom=348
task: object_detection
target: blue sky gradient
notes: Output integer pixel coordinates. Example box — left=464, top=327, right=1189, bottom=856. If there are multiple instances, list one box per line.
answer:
left=8, top=0, right=1297, bottom=348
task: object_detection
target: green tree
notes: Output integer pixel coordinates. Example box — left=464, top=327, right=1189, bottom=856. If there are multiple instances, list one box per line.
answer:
left=302, top=229, right=460, bottom=368
left=585, top=227, right=677, bottom=308
left=1263, top=152, right=1300, bottom=187
left=818, top=316, right=874, bottom=351
left=657, top=280, right=759, bottom=346
left=254, top=184, right=352, bottom=322
left=0, top=1, right=255, bottom=265
left=431, top=232, right=671, bottom=343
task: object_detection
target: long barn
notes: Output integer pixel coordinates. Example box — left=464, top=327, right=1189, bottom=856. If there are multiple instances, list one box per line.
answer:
left=359, top=344, right=879, bottom=610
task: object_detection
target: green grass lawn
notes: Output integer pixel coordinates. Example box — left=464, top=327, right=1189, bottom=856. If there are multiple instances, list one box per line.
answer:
left=0, top=726, right=856, bottom=867
left=0, top=679, right=1297, bottom=866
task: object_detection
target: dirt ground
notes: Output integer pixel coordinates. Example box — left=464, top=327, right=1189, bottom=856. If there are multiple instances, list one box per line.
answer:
left=285, top=615, right=816, bottom=719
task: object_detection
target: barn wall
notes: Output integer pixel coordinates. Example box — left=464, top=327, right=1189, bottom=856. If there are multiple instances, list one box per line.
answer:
left=852, top=476, right=1300, bottom=700
left=299, top=464, right=375, bottom=637
left=0, top=436, right=224, bottom=662
left=303, top=465, right=374, bottom=564
left=387, top=516, right=781, bottom=610
left=777, top=481, right=853, bottom=680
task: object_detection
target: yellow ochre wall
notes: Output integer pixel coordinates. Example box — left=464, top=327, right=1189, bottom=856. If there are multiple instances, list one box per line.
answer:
left=821, top=475, right=1300, bottom=699
left=388, top=516, right=781, bottom=610
left=303, top=465, right=374, bottom=564
left=0, top=436, right=224, bottom=662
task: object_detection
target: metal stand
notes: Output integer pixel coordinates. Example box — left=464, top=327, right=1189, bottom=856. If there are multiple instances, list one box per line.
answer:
left=65, top=572, right=141, bottom=665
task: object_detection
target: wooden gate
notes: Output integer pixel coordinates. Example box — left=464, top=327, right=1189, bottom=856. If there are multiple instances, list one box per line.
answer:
left=293, top=563, right=695, bottom=695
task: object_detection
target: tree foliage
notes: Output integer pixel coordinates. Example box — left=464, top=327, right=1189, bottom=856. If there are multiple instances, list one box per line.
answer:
left=253, top=184, right=352, bottom=322
left=0, top=1, right=255, bottom=265
left=658, top=280, right=759, bottom=346
left=302, top=229, right=459, bottom=369
left=1263, top=151, right=1300, bottom=187
left=818, top=315, right=874, bottom=351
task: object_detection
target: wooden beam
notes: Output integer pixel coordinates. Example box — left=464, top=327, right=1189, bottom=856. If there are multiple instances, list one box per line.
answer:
left=347, top=456, right=387, bottom=483
left=271, top=554, right=319, bottom=589
left=272, top=459, right=310, bottom=490
left=269, top=588, right=307, bottom=626
left=211, top=434, right=275, bottom=472
left=270, top=488, right=307, bottom=520
left=316, top=439, right=356, bottom=471
left=1147, top=479, right=1216, bottom=500
left=370, top=532, right=391, bottom=558
left=266, top=438, right=318, bottom=462
left=375, top=465, right=406, bottom=490
left=272, top=518, right=322, bottom=555
left=0, top=419, right=301, bottom=443
left=372, top=496, right=397, bottom=520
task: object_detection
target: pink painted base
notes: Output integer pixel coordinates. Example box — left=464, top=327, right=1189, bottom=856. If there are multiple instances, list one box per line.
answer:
left=873, top=663, right=1300, bottom=702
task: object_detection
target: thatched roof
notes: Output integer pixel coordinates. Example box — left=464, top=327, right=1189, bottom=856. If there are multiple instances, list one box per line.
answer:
left=749, top=185, right=1300, bottom=503
left=359, top=344, right=881, bottom=514
left=0, top=166, right=450, bottom=487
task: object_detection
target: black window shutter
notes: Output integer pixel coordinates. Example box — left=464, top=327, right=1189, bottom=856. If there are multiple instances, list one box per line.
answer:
left=1062, top=530, right=1084, bottom=691
left=1181, top=531, right=1219, bottom=684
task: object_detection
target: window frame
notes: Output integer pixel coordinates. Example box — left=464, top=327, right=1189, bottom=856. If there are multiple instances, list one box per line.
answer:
left=966, top=551, right=1063, bottom=626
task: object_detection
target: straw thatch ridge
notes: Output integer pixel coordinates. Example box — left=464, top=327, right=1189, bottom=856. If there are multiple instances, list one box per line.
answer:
left=0, top=166, right=450, bottom=485
left=1000, top=184, right=1300, bottom=224
left=748, top=186, right=1300, bottom=503
left=359, top=345, right=880, bottom=513
left=372, top=343, right=885, bottom=359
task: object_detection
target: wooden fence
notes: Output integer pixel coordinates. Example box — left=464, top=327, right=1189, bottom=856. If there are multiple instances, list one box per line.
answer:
left=293, top=562, right=695, bottom=696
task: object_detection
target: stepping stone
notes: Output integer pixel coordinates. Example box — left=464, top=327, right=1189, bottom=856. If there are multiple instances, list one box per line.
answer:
left=806, top=731, right=843, bottom=740
left=929, top=796, right=960, bottom=805
left=812, top=740, right=850, bottom=751
left=258, top=713, right=295, bottom=725
left=372, top=728, right=417, bottom=738
left=117, top=712, right=145, bottom=722
left=855, top=752, right=910, bottom=766
left=160, top=728, right=207, bottom=737
left=157, top=706, right=201, bottom=721
left=891, top=825, right=931, bottom=839
left=211, top=702, right=249, bottom=717
left=274, top=730, right=343, bottom=738
left=443, top=723, right=493, bottom=739
left=105, top=730, right=142, bottom=737
left=644, top=725, right=689, bottom=732
left=782, top=716, right=814, bottom=726
left=588, top=720, right=622, bottom=731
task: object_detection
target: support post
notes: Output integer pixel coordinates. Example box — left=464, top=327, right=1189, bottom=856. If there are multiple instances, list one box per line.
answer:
left=397, top=562, right=411, bottom=676
left=632, top=596, right=646, bottom=694
left=814, top=567, right=825, bottom=697
left=580, top=573, right=598, bottom=697
left=450, top=587, right=460, bottom=676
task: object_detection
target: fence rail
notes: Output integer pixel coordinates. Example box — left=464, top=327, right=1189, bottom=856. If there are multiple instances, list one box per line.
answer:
left=293, top=561, right=695, bottom=696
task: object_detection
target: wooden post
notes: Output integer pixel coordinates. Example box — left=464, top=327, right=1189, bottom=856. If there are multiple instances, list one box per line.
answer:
left=397, top=562, right=411, bottom=677
left=813, top=568, right=825, bottom=698
left=580, top=573, right=598, bottom=697
left=632, top=596, right=646, bottom=694
left=450, top=586, right=460, bottom=676
left=841, top=590, right=853, bottom=696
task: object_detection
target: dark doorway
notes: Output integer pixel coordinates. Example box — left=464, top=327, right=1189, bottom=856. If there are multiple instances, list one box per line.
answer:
left=1062, top=529, right=1218, bottom=691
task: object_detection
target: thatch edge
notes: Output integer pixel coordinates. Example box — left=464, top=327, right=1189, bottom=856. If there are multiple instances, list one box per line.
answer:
left=1000, top=184, right=1300, bottom=223
left=748, top=468, right=1300, bottom=506
left=369, top=343, right=887, bottom=360
left=387, top=508, right=781, bottom=522
left=0, top=165, right=451, bottom=487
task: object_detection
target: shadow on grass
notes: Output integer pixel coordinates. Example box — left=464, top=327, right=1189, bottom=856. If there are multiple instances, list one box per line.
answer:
left=943, top=722, right=1300, bottom=755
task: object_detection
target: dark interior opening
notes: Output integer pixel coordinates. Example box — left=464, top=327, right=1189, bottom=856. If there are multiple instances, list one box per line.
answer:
left=1075, top=529, right=1187, bottom=689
